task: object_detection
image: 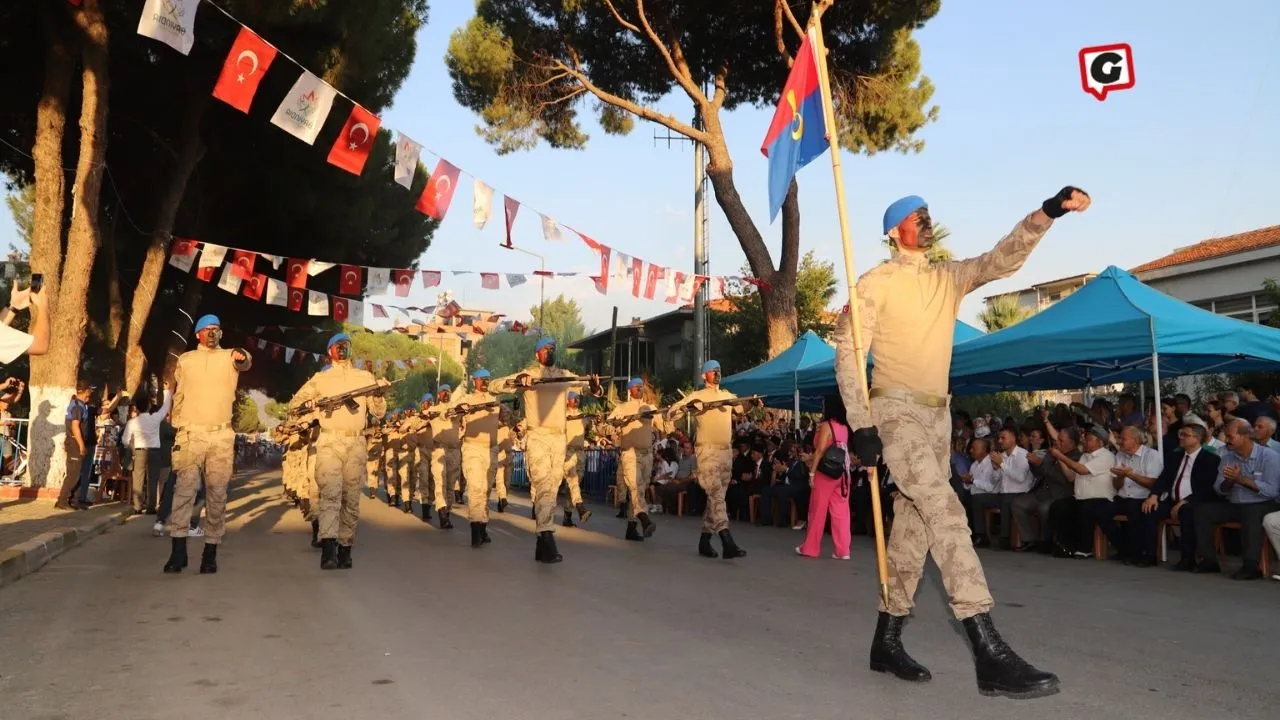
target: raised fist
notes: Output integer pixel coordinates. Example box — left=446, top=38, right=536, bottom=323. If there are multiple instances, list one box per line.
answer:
left=1042, top=186, right=1090, bottom=219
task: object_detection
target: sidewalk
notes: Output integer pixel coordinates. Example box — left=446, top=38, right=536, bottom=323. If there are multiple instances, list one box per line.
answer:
left=0, top=499, right=131, bottom=589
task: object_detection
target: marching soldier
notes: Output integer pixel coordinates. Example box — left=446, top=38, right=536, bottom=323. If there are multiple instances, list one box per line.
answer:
left=428, top=384, right=461, bottom=530
left=666, top=360, right=750, bottom=560
left=608, top=378, right=658, bottom=541
left=561, top=392, right=593, bottom=526
left=453, top=368, right=502, bottom=547
left=382, top=409, right=401, bottom=507
left=163, top=314, right=252, bottom=575
left=289, top=332, right=389, bottom=570
left=394, top=403, right=422, bottom=515
left=363, top=416, right=385, bottom=499
left=495, top=407, right=513, bottom=513
left=495, top=337, right=602, bottom=563
left=412, top=393, right=436, bottom=523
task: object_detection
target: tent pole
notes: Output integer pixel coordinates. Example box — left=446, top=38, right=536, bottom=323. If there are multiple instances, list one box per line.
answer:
left=1152, top=351, right=1163, bottom=456
left=1139, top=381, right=1145, bottom=416
left=794, top=388, right=800, bottom=431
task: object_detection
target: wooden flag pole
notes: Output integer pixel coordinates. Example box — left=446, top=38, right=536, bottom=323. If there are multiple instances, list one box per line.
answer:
left=809, top=11, right=891, bottom=608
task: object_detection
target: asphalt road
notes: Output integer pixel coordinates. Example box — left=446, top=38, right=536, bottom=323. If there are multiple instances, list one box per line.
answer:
left=1, top=469, right=1277, bottom=720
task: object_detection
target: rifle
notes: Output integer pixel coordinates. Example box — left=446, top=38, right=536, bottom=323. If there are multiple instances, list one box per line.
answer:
left=676, top=395, right=765, bottom=416
left=447, top=400, right=502, bottom=419
left=602, top=408, right=659, bottom=426
left=510, top=373, right=614, bottom=388
left=567, top=410, right=606, bottom=422
left=289, top=378, right=399, bottom=418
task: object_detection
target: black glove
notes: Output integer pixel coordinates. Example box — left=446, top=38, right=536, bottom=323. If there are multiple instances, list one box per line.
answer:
left=1041, top=186, right=1088, bottom=219
left=850, top=427, right=883, bottom=467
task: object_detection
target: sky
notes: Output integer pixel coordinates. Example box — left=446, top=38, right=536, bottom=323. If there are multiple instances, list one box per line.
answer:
left=3, top=0, right=1280, bottom=339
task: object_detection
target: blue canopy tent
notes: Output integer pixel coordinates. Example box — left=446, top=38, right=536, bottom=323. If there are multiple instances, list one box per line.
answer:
left=720, top=330, right=833, bottom=413
left=791, top=320, right=985, bottom=397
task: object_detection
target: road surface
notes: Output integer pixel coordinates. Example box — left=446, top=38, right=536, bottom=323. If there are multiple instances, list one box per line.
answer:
left=1, top=469, right=1276, bottom=719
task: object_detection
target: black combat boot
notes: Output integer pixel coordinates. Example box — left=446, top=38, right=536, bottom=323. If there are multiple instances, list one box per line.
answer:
left=530, top=505, right=537, bottom=520
left=386, top=493, right=395, bottom=507
left=562, top=512, right=575, bottom=528
left=336, top=544, right=353, bottom=569
left=962, top=613, right=1059, bottom=698
left=199, top=544, right=218, bottom=574
left=439, top=507, right=453, bottom=530
left=454, top=490, right=464, bottom=504
left=299, top=499, right=311, bottom=517
left=535, top=531, right=563, bottom=564
left=718, top=529, right=746, bottom=559
left=576, top=503, right=592, bottom=523
left=869, top=612, right=932, bottom=682
left=163, top=537, right=188, bottom=573
left=698, top=532, right=719, bottom=558
left=497, top=498, right=508, bottom=513
left=391, top=496, right=402, bottom=508
left=481, top=523, right=492, bottom=544
left=470, top=522, right=484, bottom=548
left=637, top=511, right=656, bottom=538
left=402, top=499, right=415, bottom=514
left=615, top=502, right=627, bottom=518
left=320, top=539, right=339, bottom=570
left=420, top=505, right=432, bottom=522
left=625, top=521, right=644, bottom=541
left=310, top=519, right=321, bottom=548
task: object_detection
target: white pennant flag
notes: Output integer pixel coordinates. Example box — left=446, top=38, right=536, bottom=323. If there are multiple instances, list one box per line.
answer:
left=137, top=0, right=201, bottom=55
left=285, top=347, right=296, bottom=363
left=270, top=71, right=338, bottom=145
left=506, top=273, right=528, bottom=288
left=612, top=252, right=631, bottom=281
left=168, top=250, right=195, bottom=273
left=308, top=261, right=336, bottom=276
left=198, top=244, right=227, bottom=269
left=261, top=254, right=283, bottom=270
left=257, top=339, right=268, bottom=350
left=348, top=299, right=365, bottom=326
left=366, top=268, right=390, bottom=294
left=665, top=271, right=680, bottom=302
left=473, top=181, right=494, bottom=229
left=393, top=132, right=422, bottom=190
left=265, top=278, right=287, bottom=307
left=540, top=215, right=563, bottom=242
left=307, top=290, right=329, bottom=316
left=217, top=264, right=243, bottom=294
left=678, top=274, right=699, bottom=304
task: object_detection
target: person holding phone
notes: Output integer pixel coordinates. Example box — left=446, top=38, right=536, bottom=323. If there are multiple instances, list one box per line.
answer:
left=0, top=277, right=50, bottom=360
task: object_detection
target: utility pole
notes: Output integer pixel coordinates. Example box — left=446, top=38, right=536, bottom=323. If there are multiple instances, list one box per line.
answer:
left=653, top=96, right=711, bottom=384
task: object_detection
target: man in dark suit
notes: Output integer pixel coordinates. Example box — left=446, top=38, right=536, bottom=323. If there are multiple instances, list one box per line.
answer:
left=1140, top=421, right=1221, bottom=570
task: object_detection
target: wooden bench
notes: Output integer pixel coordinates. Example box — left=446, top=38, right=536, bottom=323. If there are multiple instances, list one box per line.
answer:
left=749, top=494, right=798, bottom=527
left=1213, top=520, right=1274, bottom=576
left=1092, top=514, right=1128, bottom=561
left=980, top=507, right=1022, bottom=548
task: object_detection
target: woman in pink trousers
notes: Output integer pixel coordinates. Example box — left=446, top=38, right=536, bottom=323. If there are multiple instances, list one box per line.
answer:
left=796, top=394, right=852, bottom=559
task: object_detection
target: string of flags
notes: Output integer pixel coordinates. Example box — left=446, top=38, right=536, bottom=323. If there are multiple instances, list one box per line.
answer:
left=134, top=0, right=760, bottom=304
left=241, top=332, right=439, bottom=373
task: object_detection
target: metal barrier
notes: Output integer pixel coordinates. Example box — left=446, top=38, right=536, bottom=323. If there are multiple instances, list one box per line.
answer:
left=506, top=448, right=618, bottom=499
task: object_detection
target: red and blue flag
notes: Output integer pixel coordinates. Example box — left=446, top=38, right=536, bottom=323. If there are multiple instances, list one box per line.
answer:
left=760, top=27, right=829, bottom=222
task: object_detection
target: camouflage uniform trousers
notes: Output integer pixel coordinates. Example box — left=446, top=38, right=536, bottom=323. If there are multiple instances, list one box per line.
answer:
left=314, top=431, right=368, bottom=545
left=282, top=447, right=298, bottom=497
left=430, top=445, right=461, bottom=512
left=874, top=396, right=994, bottom=620
left=695, top=445, right=732, bottom=534
left=168, top=427, right=236, bottom=544
left=526, top=429, right=567, bottom=533
left=618, top=447, right=653, bottom=520
left=383, top=445, right=399, bottom=503
left=462, top=441, right=498, bottom=522
left=416, top=443, right=434, bottom=509
left=304, top=444, right=320, bottom=522
left=397, top=445, right=417, bottom=508
left=495, top=451, right=509, bottom=502
left=560, top=446, right=586, bottom=511
left=365, top=441, right=383, bottom=494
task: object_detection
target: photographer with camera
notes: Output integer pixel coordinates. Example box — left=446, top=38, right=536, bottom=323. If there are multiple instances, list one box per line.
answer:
left=0, top=276, right=51, bottom=361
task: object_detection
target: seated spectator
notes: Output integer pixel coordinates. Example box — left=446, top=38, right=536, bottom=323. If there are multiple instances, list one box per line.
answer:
left=1114, top=392, right=1144, bottom=431
left=658, top=440, right=700, bottom=515
left=1107, top=426, right=1164, bottom=565
left=1013, top=423, right=1078, bottom=553
left=760, top=444, right=803, bottom=528
left=1047, top=424, right=1117, bottom=558
left=971, top=427, right=1035, bottom=549
left=1252, top=415, right=1280, bottom=452
left=950, top=434, right=973, bottom=499
left=962, top=437, right=998, bottom=537
left=1192, top=418, right=1280, bottom=580
left=1139, top=420, right=1220, bottom=570
left=1231, top=384, right=1278, bottom=425
left=648, top=446, right=678, bottom=513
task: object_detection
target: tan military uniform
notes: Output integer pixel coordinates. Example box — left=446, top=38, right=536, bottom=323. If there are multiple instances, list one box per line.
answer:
left=668, top=386, right=737, bottom=534
left=412, top=412, right=434, bottom=511
left=396, top=414, right=425, bottom=508
left=496, top=365, right=584, bottom=533
left=834, top=211, right=1050, bottom=619
left=495, top=424, right=512, bottom=504
left=428, top=399, right=462, bottom=513
left=168, top=346, right=251, bottom=543
left=364, top=423, right=385, bottom=496
left=289, top=363, right=387, bottom=545
left=562, top=414, right=588, bottom=511
left=455, top=390, right=501, bottom=522
left=382, top=419, right=399, bottom=503
left=608, top=398, right=657, bottom=520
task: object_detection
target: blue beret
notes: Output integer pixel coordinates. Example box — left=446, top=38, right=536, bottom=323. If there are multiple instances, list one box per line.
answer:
left=420, top=393, right=432, bottom=403
left=438, top=384, right=451, bottom=393
left=194, top=314, right=220, bottom=333
left=403, top=404, right=414, bottom=412
left=472, top=368, right=491, bottom=379
left=701, top=360, right=721, bottom=374
left=568, top=391, right=579, bottom=400
left=327, top=332, right=351, bottom=350
left=534, top=337, right=556, bottom=352
left=627, top=378, right=643, bottom=389
left=882, top=195, right=928, bottom=235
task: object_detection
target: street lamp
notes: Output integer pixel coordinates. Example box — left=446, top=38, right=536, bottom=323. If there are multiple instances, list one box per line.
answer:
left=503, top=244, right=546, bottom=331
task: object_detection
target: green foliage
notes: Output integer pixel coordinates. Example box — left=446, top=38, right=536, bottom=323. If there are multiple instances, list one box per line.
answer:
left=348, top=327, right=465, bottom=409
left=978, top=295, right=1034, bottom=333
left=471, top=294, right=589, bottom=377
left=3, top=183, right=33, bottom=248
left=952, top=392, right=1037, bottom=424
left=708, top=251, right=838, bottom=375
left=468, top=330, right=537, bottom=378
left=232, top=392, right=266, bottom=434
left=264, top=399, right=289, bottom=421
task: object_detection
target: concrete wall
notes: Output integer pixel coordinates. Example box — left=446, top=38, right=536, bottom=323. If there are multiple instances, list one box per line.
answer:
left=1140, top=256, right=1280, bottom=308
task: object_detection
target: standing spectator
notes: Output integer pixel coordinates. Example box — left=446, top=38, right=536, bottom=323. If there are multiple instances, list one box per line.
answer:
left=0, top=377, right=24, bottom=476
left=796, top=394, right=852, bottom=560
left=54, top=381, right=94, bottom=510
left=123, top=382, right=173, bottom=514
left=0, top=278, right=51, bottom=360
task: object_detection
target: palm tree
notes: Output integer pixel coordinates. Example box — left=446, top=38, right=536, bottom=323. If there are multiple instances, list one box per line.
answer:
left=979, top=294, right=1034, bottom=332
left=882, top=224, right=952, bottom=263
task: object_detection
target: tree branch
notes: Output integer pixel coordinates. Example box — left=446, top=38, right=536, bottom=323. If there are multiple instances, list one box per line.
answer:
left=549, top=58, right=707, bottom=143
left=710, top=65, right=729, bottom=110
left=773, top=2, right=794, bottom=67
left=632, top=0, right=707, bottom=106
left=602, top=0, right=642, bottom=34
left=780, top=0, right=804, bottom=40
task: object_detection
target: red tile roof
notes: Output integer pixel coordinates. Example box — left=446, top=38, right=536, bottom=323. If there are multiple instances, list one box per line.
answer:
left=1130, top=225, right=1280, bottom=274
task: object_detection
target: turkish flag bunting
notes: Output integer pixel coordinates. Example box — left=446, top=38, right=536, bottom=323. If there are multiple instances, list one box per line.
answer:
left=332, top=297, right=349, bottom=322
left=196, top=266, right=217, bottom=282
left=211, top=27, right=278, bottom=113
left=230, top=250, right=257, bottom=280
left=480, top=273, right=499, bottom=290
left=533, top=270, right=554, bottom=278
left=288, top=287, right=306, bottom=311
left=170, top=238, right=197, bottom=256
left=286, top=258, right=309, bottom=288
left=271, top=345, right=283, bottom=360
left=339, top=265, right=362, bottom=295
left=644, top=265, right=665, bottom=300
left=371, top=304, right=388, bottom=319
left=630, top=257, right=644, bottom=296
left=511, top=321, right=525, bottom=333
left=666, top=272, right=685, bottom=303
left=391, top=270, right=415, bottom=297
left=414, top=160, right=461, bottom=220
left=242, top=273, right=267, bottom=301
left=421, top=270, right=441, bottom=288
left=502, top=196, right=519, bottom=248
left=592, top=276, right=608, bottom=294
left=327, top=105, right=382, bottom=176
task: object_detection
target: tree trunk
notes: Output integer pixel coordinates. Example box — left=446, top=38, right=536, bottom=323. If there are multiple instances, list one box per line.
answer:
left=103, top=206, right=124, bottom=350
left=25, top=4, right=75, bottom=490
left=123, top=93, right=208, bottom=395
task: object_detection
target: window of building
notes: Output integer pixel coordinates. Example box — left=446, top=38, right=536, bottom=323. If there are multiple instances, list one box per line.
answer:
left=670, top=345, right=683, bottom=370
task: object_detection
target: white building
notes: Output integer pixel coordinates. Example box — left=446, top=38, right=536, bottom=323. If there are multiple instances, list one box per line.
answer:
left=1132, top=224, right=1280, bottom=324
left=982, top=272, right=1096, bottom=314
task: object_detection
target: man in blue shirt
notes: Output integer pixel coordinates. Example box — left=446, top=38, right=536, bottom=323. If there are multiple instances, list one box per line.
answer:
left=1193, top=418, right=1280, bottom=580
left=54, top=380, right=95, bottom=510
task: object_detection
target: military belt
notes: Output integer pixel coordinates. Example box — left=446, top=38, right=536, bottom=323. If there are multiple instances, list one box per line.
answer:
left=179, top=423, right=229, bottom=432
left=321, top=427, right=365, bottom=438
left=868, top=387, right=950, bottom=408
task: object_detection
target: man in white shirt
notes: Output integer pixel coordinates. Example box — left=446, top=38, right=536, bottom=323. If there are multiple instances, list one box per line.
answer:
left=962, top=437, right=998, bottom=539
left=1109, top=425, right=1164, bottom=566
left=123, top=382, right=173, bottom=514
left=970, top=428, right=1034, bottom=549
left=1047, top=425, right=1116, bottom=558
